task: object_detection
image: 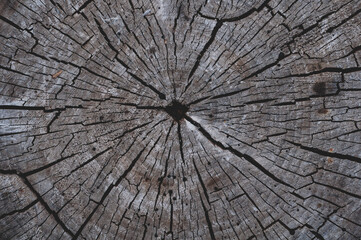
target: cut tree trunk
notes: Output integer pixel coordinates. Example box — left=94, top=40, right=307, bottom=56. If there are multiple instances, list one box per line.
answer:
left=1, top=0, right=361, bottom=239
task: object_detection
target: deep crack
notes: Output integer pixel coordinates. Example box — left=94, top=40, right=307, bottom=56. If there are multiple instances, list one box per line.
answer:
left=165, top=100, right=189, bottom=122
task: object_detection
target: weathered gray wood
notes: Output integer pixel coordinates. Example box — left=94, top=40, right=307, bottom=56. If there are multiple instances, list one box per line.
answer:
left=1, top=0, right=361, bottom=239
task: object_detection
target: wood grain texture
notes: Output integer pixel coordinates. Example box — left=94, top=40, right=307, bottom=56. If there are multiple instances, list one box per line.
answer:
left=1, top=0, right=361, bottom=239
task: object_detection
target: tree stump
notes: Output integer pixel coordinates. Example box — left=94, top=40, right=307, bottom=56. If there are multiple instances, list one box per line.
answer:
left=1, top=0, right=361, bottom=239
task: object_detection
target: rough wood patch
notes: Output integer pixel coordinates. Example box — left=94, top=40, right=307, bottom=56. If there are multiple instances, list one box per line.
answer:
left=1, top=0, right=361, bottom=239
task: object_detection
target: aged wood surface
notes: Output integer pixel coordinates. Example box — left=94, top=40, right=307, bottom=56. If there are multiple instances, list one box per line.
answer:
left=1, top=0, right=361, bottom=239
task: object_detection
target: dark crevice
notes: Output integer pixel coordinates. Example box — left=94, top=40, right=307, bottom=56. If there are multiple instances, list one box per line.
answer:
left=165, top=100, right=189, bottom=122
left=228, top=193, right=245, bottom=202
left=242, top=52, right=288, bottom=82
left=183, top=21, right=223, bottom=94
left=199, top=0, right=271, bottom=22
left=211, top=87, right=252, bottom=100
left=113, top=121, right=153, bottom=143
left=47, top=111, right=61, bottom=133
left=94, top=18, right=166, bottom=100
left=244, top=98, right=277, bottom=105
left=153, top=132, right=174, bottom=211
left=177, top=123, right=185, bottom=164
left=39, top=149, right=115, bottom=204
left=198, top=191, right=216, bottom=240
left=73, top=0, right=95, bottom=15
left=326, top=7, right=361, bottom=33
left=311, top=231, right=326, bottom=240
left=188, top=95, right=212, bottom=105
left=314, top=181, right=361, bottom=199
left=168, top=192, right=174, bottom=237
left=0, top=199, right=39, bottom=220
left=115, top=102, right=164, bottom=110
left=223, top=0, right=272, bottom=22
left=0, top=64, right=33, bottom=78
left=185, top=115, right=293, bottom=188
left=73, top=144, right=150, bottom=239
left=276, top=67, right=361, bottom=80
left=187, top=87, right=252, bottom=106
left=23, top=153, right=78, bottom=177
left=0, top=15, right=24, bottom=30
left=0, top=105, right=83, bottom=112
left=193, top=158, right=211, bottom=205
left=287, top=140, right=361, bottom=164
left=0, top=170, right=75, bottom=237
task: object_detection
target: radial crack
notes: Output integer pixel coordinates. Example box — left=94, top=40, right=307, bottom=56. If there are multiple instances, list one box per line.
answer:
left=185, top=115, right=293, bottom=188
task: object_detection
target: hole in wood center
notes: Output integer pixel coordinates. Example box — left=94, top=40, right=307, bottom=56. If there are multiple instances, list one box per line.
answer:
left=165, top=101, right=189, bottom=121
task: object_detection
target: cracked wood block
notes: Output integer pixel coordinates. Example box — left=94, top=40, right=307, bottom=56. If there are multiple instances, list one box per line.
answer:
left=1, top=0, right=361, bottom=239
